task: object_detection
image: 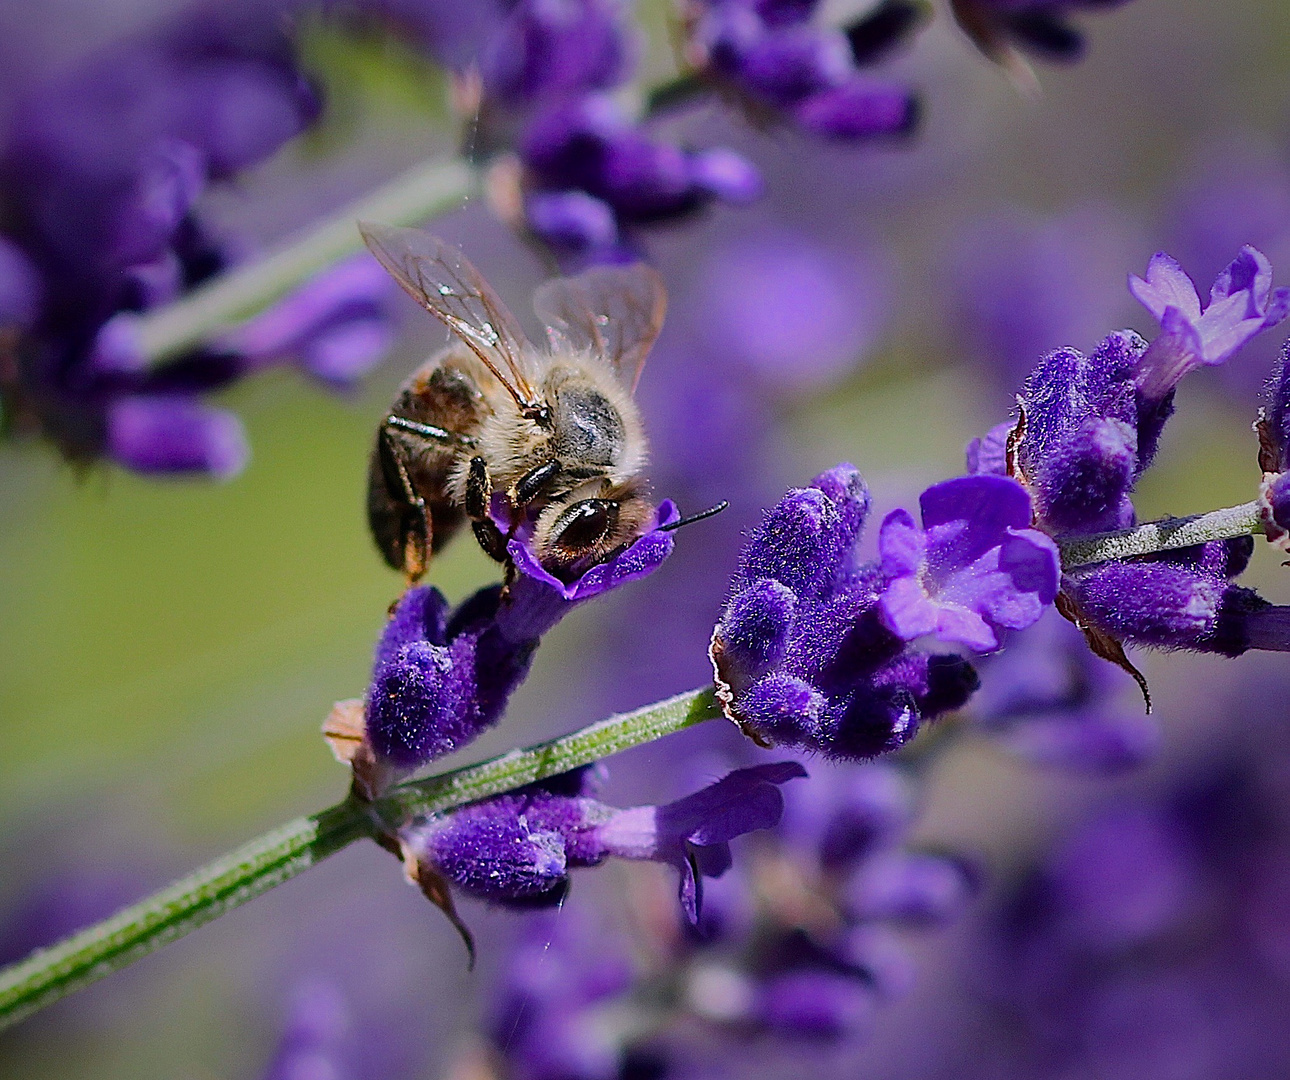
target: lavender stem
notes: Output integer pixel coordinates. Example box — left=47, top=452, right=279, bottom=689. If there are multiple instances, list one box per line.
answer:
left=135, top=156, right=476, bottom=365
left=0, top=686, right=717, bottom=1033
left=1057, top=500, right=1265, bottom=568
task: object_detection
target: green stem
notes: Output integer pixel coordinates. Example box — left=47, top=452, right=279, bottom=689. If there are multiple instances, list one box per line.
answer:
left=1056, top=499, right=1265, bottom=569
left=136, top=157, right=476, bottom=365
left=0, top=686, right=717, bottom=1033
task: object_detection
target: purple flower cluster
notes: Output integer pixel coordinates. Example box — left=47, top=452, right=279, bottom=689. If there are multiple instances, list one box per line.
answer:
left=971, top=678, right=1290, bottom=1080
left=338, top=503, right=680, bottom=796
left=480, top=758, right=976, bottom=1078
left=401, top=760, right=804, bottom=919
left=969, top=247, right=1290, bottom=658
left=687, top=0, right=923, bottom=141
left=451, top=0, right=760, bottom=268
left=712, top=464, right=1061, bottom=761
left=0, top=6, right=394, bottom=478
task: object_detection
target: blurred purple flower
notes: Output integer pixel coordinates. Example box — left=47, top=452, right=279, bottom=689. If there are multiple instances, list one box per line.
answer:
left=0, top=5, right=394, bottom=477
left=972, top=610, right=1158, bottom=773
left=689, top=0, right=921, bottom=142
left=106, top=395, right=249, bottom=479
left=877, top=474, right=1059, bottom=652
left=480, top=0, right=636, bottom=109
left=520, top=94, right=760, bottom=268
left=945, top=204, right=1143, bottom=399
left=259, top=981, right=350, bottom=1080
left=692, top=228, right=889, bottom=392
left=217, top=253, right=396, bottom=386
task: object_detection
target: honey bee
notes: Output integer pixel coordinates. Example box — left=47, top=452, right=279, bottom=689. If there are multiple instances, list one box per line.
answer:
left=360, top=222, right=674, bottom=583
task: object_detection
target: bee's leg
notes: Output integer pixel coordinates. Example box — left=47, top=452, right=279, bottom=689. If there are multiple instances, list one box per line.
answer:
left=465, top=455, right=509, bottom=563
left=512, top=459, right=563, bottom=508
left=377, top=424, right=434, bottom=584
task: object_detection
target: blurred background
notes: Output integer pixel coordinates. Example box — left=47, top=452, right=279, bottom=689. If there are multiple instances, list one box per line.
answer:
left=3, top=0, right=1290, bottom=1076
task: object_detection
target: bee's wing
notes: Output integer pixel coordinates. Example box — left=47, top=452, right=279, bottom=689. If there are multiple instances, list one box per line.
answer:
left=359, top=222, right=538, bottom=409
left=533, top=263, right=666, bottom=394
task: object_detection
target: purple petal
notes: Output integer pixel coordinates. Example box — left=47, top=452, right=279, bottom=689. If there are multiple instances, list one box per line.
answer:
left=933, top=603, right=998, bottom=651
left=793, top=80, right=917, bottom=140
left=658, top=762, right=809, bottom=847
left=878, top=575, right=940, bottom=642
left=507, top=499, right=679, bottom=601
left=877, top=508, right=924, bottom=576
left=919, top=474, right=1033, bottom=534
left=688, top=147, right=762, bottom=203
left=1128, top=251, right=1200, bottom=324
left=218, top=253, right=393, bottom=377
left=0, top=236, right=43, bottom=329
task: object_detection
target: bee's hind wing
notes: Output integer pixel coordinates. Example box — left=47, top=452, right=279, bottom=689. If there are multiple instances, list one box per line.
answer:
left=533, top=262, right=666, bottom=394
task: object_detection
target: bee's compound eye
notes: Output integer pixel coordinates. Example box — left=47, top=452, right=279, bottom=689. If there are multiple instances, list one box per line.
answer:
left=553, top=499, right=619, bottom=553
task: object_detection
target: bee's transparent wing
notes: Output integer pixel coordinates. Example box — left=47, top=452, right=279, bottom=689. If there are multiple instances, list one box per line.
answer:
left=359, top=221, right=538, bottom=407
left=533, top=263, right=667, bottom=394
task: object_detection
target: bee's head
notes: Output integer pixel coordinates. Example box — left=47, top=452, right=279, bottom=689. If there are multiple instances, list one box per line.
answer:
left=530, top=481, right=655, bottom=582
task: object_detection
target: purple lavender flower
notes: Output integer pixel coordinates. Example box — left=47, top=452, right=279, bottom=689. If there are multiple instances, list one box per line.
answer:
left=487, top=911, right=636, bottom=1080
left=215, top=253, right=396, bottom=386
left=402, top=762, right=805, bottom=920
left=691, top=227, right=890, bottom=393
left=519, top=95, right=760, bottom=267
left=0, top=6, right=392, bottom=477
left=258, top=981, right=350, bottom=1080
left=355, top=504, right=679, bottom=791
left=480, top=0, right=636, bottom=109
left=688, top=0, right=920, bottom=143
left=877, top=475, right=1060, bottom=652
left=712, top=465, right=980, bottom=760
left=1062, top=539, right=1270, bottom=657
left=105, top=395, right=249, bottom=479
left=1129, top=246, right=1290, bottom=402
left=964, top=252, right=1290, bottom=659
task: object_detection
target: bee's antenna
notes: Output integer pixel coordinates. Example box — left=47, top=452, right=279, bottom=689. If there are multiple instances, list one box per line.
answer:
left=658, top=501, right=729, bottom=532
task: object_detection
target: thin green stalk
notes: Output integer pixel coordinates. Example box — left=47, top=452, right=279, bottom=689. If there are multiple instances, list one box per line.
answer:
left=1057, top=499, right=1265, bottom=569
left=0, top=686, right=717, bottom=1034
left=136, top=156, right=476, bottom=365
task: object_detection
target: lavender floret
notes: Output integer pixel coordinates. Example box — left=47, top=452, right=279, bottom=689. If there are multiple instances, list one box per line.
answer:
left=876, top=474, right=1060, bottom=652
left=1129, top=246, right=1290, bottom=402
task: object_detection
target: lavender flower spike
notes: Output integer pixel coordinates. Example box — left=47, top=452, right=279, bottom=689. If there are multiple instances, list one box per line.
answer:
left=1129, top=246, right=1290, bottom=400
left=713, top=465, right=980, bottom=761
left=403, top=763, right=806, bottom=923
left=877, top=475, right=1060, bottom=652
left=335, top=503, right=680, bottom=797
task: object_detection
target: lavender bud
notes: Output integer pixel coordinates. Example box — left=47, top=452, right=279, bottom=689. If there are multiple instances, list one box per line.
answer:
left=105, top=395, right=249, bottom=478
